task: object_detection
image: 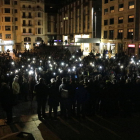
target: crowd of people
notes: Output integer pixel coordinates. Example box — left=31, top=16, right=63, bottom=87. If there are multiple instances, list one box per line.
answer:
left=0, top=47, right=140, bottom=124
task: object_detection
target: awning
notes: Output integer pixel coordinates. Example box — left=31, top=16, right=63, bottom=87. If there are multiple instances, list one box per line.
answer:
left=76, top=38, right=101, bottom=43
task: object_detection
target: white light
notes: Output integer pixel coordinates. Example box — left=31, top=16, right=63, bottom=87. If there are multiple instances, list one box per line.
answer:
left=19, top=55, right=21, bottom=57
left=49, top=64, right=52, bottom=67
left=39, top=67, right=41, bottom=70
left=33, top=61, right=35, bottom=63
left=15, top=70, right=18, bottom=73
left=72, top=55, right=75, bottom=58
left=48, top=61, right=51, bottom=63
left=31, top=67, right=33, bottom=70
left=118, top=63, right=120, bottom=65
left=28, top=58, right=30, bottom=61
left=61, top=62, right=64, bottom=66
left=28, top=65, right=30, bottom=67
left=22, top=65, right=24, bottom=68
left=29, top=70, right=34, bottom=75
left=49, top=56, right=51, bottom=59
left=100, top=66, right=102, bottom=69
left=40, top=60, right=42, bottom=63
left=10, top=72, right=13, bottom=74
left=19, top=69, right=20, bottom=71
left=26, top=69, right=28, bottom=72
left=11, top=62, right=14, bottom=65
left=7, top=73, right=9, bottom=76
left=120, top=66, right=123, bottom=69
left=68, top=69, right=71, bottom=72
left=53, top=73, right=56, bottom=75
left=33, top=58, right=35, bottom=60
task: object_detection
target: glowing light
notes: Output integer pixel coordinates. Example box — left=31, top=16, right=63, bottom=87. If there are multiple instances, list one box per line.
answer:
left=61, top=62, right=64, bottom=66
left=33, top=58, right=35, bottom=60
left=15, top=70, right=18, bottom=73
left=120, top=65, right=123, bottom=69
left=53, top=73, right=56, bottom=75
left=40, top=60, right=42, bottom=63
left=29, top=70, right=34, bottom=75
left=28, top=65, right=30, bottom=67
left=11, top=62, right=14, bottom=65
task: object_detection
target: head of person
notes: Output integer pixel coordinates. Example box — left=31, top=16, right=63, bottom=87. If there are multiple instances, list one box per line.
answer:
left=50, top=78, right=55, bottom=83
left=13, top=77, right=18, bottom=82
left=39, top=78, right=44, bottom=84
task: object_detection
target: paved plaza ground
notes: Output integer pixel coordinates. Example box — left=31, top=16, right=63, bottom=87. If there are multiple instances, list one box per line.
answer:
left=0, top=101, right=140, bottom=140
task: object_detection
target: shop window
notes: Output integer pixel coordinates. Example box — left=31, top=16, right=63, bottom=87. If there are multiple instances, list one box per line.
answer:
left=104, top=20, right=108, bottom=25
left=110, top=18, right=114, bottom=24
left=110, top=6, right=114, bottom=13
left=104, top=8, right=108, bottom=15
left=4, top=0, right=10, bottom=5
left=129, top=1, right=134, bottom=9
left=5, top=8, right=10, bottom=13
left=128, top=15, right=134, bottom=22
left=119, top=4, right=124, bottom=11
left=118, top=17, right=123, bottom=24
left=5, top=26, right=11, bottom=31
left=5, top=34, right=11, bottom=39
left=118, top=29, right=123, bottom=39
left=109, top=30, right=114, bottom=39
left=104, top=31, right=108, bottom=39
left=5, top=17, right=10, bottom=22
left=127, top=29, right=133, bottom=39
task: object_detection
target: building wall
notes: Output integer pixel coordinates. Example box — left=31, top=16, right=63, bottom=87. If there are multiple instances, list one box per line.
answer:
left=101, top=0, right=140, bottom=56
left=0, top=0, right=46, bottom=51
left=57, top=0, right=102, bottom=55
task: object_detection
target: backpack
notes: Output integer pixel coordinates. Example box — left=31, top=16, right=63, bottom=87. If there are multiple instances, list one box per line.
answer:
left=61, top=88, right=69, bottom=98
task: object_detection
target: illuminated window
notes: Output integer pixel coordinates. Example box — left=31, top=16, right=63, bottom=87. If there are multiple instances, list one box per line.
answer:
left=110, top=6, right=114, bottom=13
left=118, top=29, right=123, bottom=39
left=119, top=4, right=124, bottom=11
left=127, top=29, right=133, bottom=39
left=128, top=15, right=134, bottom=22
left=129, top=1, right=134, bottom=9
left=118, top=17, right=123, bottom=24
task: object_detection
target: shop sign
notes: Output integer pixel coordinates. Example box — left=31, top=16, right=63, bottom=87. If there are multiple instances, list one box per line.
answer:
left=128, top=44, right=135, bottom=48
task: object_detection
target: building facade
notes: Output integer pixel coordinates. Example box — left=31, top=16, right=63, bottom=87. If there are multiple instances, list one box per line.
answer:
left=0, top=0, right=46, bottom=52
left=57, top=0, right=102, bottom=55
left=101, top=0, right=140, bottom=56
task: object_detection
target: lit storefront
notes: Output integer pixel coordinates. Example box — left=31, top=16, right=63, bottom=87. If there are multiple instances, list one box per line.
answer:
left=0, top=40, right=14, bottom=51
left=128, top=44, right=135, bottom=55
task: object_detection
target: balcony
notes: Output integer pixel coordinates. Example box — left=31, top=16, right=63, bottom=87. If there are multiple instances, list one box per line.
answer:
left=22, top=24, right=32, bottom=26
left=21, top=7, right=33, bottom=11
left=33, top=8, right=43, bottom=11
left=22, top=16, right=32, bottom=18
left=20, top=0, right=36, bottom=2
left=22, top=33, right=33, bottom=35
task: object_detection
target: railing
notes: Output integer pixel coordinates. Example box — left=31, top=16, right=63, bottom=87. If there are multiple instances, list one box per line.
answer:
left=22, top=33, right=33, bottom=35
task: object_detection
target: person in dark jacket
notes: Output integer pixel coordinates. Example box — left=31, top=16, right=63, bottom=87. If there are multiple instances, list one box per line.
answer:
left=75, top=80, right=89, bottom=118
left=0, top=83, right=13, bottom=124
left=34, top=78, right=48, bottom=119
left=59, top=78, right=71, bottom=118
left=48, top=78, right=59, bottom=120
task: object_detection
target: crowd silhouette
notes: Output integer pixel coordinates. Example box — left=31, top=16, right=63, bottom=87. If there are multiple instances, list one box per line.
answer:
left=0, top=47, right=140, bottom=124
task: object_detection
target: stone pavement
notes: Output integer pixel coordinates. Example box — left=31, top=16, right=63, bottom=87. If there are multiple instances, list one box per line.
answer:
left=0, top=101, right=140, bottom=140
